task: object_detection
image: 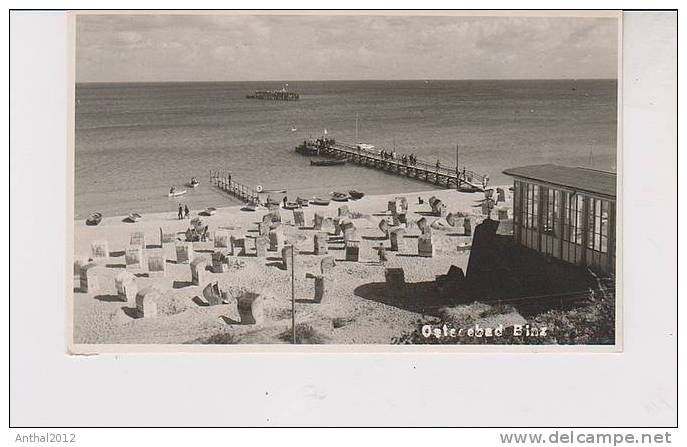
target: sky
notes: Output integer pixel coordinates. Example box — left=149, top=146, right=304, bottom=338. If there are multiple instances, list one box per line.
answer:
left=75, top=13, right=619, bottom=82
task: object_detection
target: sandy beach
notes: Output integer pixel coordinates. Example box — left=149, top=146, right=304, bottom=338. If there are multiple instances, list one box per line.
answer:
left=72, top=187, right=513, bottom=345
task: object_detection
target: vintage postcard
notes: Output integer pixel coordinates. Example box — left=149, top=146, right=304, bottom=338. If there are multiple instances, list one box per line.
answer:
left=68, top=10, right=622, bottom=352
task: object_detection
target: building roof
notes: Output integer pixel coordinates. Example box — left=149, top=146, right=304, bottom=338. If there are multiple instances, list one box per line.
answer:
left=503, top=164, right=617, bottom=198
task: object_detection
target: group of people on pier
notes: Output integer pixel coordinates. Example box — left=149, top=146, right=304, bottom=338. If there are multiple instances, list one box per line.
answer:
left=379, top=150, right=419, bottom=166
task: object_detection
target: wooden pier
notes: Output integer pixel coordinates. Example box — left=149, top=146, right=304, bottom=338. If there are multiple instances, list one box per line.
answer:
left=297, top=138, right=489, bottom=191
left=209, top=170, right=260, bottom=205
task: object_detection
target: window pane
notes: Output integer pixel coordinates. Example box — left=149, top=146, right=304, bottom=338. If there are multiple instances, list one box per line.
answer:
left=545, top=188, right=555, bottom=233
left=514, top=182, right=519, bottom=224
left=562, top=192, right=570, bottom=241
left=587, top=198, right=595, bottom=249
left=601, top=200, right=609, bottom=237
left=600, top=200, right=609, bottom=253
left=575, top=195, right=584, bottom=245
left=553, top=190, right=560, bottom=236
left=532, top=185, right=539, bottom=230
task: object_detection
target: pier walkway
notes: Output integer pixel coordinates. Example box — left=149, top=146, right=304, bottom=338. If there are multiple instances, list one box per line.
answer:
left=209, top=170, right=260, bottom=205
left=298, top=138, right=489, bottom=191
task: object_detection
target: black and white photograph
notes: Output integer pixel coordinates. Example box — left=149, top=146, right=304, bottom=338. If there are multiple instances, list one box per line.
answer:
left=9, top=5, right=680, bottom=434
left=69, top=11, right=621, bottom=350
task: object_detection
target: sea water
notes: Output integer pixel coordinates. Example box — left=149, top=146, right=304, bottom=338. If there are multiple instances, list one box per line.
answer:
left=75, top=79, right=617, bottom=218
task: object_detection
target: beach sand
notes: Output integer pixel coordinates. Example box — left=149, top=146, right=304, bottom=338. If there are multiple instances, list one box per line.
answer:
left=71, top=187, right=513, bottom=346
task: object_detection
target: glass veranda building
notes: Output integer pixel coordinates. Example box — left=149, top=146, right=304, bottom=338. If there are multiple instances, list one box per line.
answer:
left=503, top=164, right=617, bottom=275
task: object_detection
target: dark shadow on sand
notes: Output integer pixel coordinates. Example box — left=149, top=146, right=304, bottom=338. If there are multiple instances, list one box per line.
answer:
left=266, top=261, right=286, bottom=270
left=362, top=235, right=388, bottom=241
left=105, top=263, right=126, bottom=269
left=353, top=281, right=445, bottom=316
left=94, top=294, right=124, bottom=302
left=192, top=296, right=209, bottom=307
left=122, top=307, right=142, bottom=319
left=219, top=315, right=241, bottom=325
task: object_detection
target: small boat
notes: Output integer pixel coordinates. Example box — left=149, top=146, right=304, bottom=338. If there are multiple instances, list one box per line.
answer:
left=330, top=192, right=350, bottom=202
left=242, top=203, right=257, bottom=212
left=168, top=189, right=187, bottom=197
left=85, top=212, right=103, bottom=226
left=295, top=143, right=319, bottom=155
left=311, top=197, right=331, bottom=206
left=127, top=213, right=142, bottom=223
left=187, top=179, right=200, bottom=188
left=202, top=207, right=217, bottom=216
left=296, top=197, right=309, bottom=207
left=291, top=126, right=297, bottom=132
left=348, top=190, right=365, bottom=200
left=310, top=159, right=345, bottom=167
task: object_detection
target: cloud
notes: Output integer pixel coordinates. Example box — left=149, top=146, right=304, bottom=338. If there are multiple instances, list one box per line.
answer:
left=75, top=13, right=619, bottom=82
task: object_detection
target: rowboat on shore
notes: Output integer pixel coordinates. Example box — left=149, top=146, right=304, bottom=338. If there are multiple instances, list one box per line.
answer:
left=242, top=203, right=258, bottom=212
left=330, top=192, right=351, bottom=202
left=201, top=207, right=217, bottom=216
left=85, top=212, right=103, bottom=226
left=311, top=197, right=331, bottom=206
left=348, top=190, right=365, bottom=200
left=310, top=159, right=345, bottom=167
left=126, top=213, right=142, bottom=223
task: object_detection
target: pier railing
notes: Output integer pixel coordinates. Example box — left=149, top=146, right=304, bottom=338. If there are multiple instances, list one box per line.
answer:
left=209, top=170, right=260, bottom=204
left=303, top=138, right=489, bottom=190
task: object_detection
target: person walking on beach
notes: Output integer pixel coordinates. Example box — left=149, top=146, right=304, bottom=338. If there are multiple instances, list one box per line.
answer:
left=283, top=196, right=288, bottom=208
left=178, top=204, right=183, bottom=220
left=184, top=204, right=190, bottom=219
left=377, top=243, right=388, bottom=264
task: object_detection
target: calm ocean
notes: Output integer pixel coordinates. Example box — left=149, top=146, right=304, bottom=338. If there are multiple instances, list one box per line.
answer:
left=74, top=80, right=617, bottom=218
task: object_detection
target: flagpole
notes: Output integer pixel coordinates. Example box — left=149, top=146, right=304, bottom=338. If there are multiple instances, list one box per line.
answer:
left=456, top=144, right=460, bottom=190
left=355, top=112, right=359, bottom=143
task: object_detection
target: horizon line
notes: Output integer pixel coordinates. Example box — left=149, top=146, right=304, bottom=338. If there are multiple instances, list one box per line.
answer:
left=76, top=77, right=619, bottom=84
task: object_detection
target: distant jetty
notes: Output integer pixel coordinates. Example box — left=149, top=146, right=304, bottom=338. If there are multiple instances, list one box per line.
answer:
left=246, top=85, right=299, bottom=101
